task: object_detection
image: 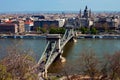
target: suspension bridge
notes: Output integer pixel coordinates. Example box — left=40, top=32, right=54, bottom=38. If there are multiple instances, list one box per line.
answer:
left=37, top=25, right=77, bottom=78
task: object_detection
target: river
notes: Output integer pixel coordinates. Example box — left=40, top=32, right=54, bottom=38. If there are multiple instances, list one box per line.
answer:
left=0, top=39, right=120, bottom=74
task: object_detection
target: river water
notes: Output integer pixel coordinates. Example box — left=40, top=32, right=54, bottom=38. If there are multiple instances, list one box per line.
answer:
left=0, top=39, right=120, bottom=74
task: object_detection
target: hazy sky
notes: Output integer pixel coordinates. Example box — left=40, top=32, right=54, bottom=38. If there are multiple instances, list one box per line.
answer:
left=0, top=0, right=119, bottom=12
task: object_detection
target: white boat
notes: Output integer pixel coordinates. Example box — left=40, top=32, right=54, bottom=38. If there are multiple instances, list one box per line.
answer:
left=92, top=35, right=95, bottom=38
left=14, top=36, right=16, bottom=39
left=99, top=36, right=103, bottom=39
left=20, top=36, right=23, bottom=39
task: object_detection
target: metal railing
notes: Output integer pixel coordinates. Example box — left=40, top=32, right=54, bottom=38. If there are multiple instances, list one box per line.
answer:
left=38, top=41, right=50, bottom=64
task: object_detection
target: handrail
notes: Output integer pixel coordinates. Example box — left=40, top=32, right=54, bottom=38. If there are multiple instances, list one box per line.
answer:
left=61, top=29, right=68, bottom=41
left=45, top=41, right=57, bottom=69
left=38, top=41, right=50, bottom=64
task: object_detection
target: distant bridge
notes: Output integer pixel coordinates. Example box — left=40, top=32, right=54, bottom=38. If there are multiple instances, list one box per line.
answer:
left=37, top=25, right=77, bottom=77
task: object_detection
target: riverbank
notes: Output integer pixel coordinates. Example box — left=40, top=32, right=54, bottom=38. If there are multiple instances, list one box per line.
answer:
left=48, top=74, right=101, bottom=80
left=78, top=34, right=120, bottom=39
left=0, top=34, right=120, bottom=39
left=0, top=34, right=46, bottom=39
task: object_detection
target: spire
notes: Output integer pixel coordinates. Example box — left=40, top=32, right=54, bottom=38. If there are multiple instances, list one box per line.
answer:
left=85, top=5, right=88, bottom=10
left=89, top=9, right=91, bottom=18
left=79, top=9, right=82, bottom=18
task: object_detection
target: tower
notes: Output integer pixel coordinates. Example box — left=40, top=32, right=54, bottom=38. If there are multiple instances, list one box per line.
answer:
left=83, top=6, right=89, bottom=18
left=89, top=9, right=91, bottom=18
left=79, top=9, right=82, bottom=18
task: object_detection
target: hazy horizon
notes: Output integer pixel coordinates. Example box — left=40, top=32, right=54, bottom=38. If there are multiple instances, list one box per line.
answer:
left=0, top=10, right=120, bottom=14
left=0, top=0, right=120, bottom=13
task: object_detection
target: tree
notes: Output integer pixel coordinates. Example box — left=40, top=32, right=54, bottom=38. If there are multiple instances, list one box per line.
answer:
left=49, top=27, right=65, bottom=34
left=80, top=27, right=88, bottom=34
left=0, top=64, right=12, bottom=80
left=58, top=28, right=65, bottom=34
left=90, top=27, right=98, bottom=34
left=79, top=50, right=100, bottom=80
left=0, top=46, right=38, bottom=80
left=40, top=27, right=47, bottom=33
left=103, top=52, right=120, bottom=80
left=49, top=27, right=57, bottom=34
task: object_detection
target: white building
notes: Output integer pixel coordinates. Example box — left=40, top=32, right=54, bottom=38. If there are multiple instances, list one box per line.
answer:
left=24, top=20, right=33, bottom=32
left=56, top=19, right=65, bottom=27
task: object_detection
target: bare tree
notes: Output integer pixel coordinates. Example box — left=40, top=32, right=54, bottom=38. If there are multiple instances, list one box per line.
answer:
left=0, top=44, right=38, bottom=80
left=79, top=50, right=100, bottom=80
left=104, top=51, right=120, bottom=80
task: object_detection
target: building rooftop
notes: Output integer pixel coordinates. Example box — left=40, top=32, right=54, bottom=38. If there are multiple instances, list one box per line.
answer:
left=0, top=23, right=16, bottom=27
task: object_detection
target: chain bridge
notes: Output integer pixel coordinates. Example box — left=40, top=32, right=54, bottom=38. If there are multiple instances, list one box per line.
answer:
left=37, top=25, right=77, bottom=77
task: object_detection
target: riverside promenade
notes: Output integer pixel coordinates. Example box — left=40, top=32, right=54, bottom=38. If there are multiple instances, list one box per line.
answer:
left=0, top=34, right=46, bottom=39
left=78, top=34, right=120, bottom=39
left=1, top=34, right=120, bottom=39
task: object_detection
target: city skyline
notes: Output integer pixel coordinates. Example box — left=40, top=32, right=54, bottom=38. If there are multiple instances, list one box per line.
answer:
left=0, top=0, right=120, bottom=13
